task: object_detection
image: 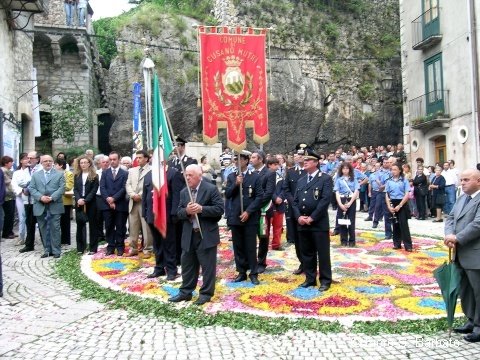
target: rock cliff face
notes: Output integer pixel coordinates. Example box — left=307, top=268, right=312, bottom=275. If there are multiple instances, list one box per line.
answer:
left=105, top=0, right=402, bottom=155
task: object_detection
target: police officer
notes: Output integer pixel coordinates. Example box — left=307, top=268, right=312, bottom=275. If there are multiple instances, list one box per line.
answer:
left=167, top=136, right=198, bottom=265
left=284, top=144, right=306, bottom=275
left=225, top=150, right=263, bottom=285
left=291, top=148, right=333, bottom=292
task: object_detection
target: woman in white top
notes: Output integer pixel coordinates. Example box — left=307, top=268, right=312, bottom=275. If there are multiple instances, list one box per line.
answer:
left=11, top=153, right=30, bottom=245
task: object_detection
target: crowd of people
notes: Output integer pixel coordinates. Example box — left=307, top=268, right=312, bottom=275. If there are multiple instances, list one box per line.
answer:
left=1, top=140, right=479, bottom=343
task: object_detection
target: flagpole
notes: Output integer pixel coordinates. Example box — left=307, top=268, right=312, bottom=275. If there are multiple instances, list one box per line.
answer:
left=163, top=110, right=203, bottom=240
left=233, top=150, right=244, bottom=214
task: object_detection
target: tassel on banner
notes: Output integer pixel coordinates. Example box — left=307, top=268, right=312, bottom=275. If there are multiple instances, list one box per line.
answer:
left=197, top=98, right=202, bottom=108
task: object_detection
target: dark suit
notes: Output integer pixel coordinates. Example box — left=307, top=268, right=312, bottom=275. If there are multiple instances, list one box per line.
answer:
left=176, top=180, right=224, bottom=300
left=225, top=170, right=263, bottom=275
left=74, top=174, right=99, bottom=253
left=142, top=168, right=183, bottom=276
left=99, top=167, right=129, bottom=253
left=291, top=171, right=333, bottom=286
left=283, top=166, right=304, bottom=267
left=413, top=173, right=428, bottom=219
left=168, top=154, right=197, bottom=265
left=445, top=193, right=480, bottom=333
left=256, top=166, right=276, bottom=268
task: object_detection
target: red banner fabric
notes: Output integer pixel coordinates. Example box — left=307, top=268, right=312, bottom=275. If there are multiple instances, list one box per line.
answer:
left=199, top=27, right=269, bottom=151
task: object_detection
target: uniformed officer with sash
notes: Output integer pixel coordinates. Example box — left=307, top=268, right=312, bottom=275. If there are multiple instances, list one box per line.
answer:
left=291, top=147, right=333, bottom=292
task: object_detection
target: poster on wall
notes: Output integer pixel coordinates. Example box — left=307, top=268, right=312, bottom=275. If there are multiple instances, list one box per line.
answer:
left=3, top=122, right=21, bottom=166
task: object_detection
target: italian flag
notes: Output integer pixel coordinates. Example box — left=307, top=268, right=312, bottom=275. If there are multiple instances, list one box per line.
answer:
left=152, top=74, right=173, bottom=238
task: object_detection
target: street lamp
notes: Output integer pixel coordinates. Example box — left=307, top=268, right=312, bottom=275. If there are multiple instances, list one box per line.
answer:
left=381, top=76, right=394, bottom=91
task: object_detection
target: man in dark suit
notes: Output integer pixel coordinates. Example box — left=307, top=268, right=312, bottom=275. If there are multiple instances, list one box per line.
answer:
left=225, top=150, right=263, bottom=285
left=143, top=165, right=183, bottom=280
left=167, top=136, right=198, bottom=266
left=291, top=148, right=333, bottom=292
left=250, top=150, right=275, bottom=273
left=28, top=155, right=65, bottom=258
left=445, top=169, right=480, bottom=342
left=99, top=151, right=129, bottom=256
left=284, top=144, right=306, bottom=274
left=168, top=164, right=224, bottom=305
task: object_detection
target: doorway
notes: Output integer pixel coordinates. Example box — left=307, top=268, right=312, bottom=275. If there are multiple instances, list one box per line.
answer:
left=434, top=135, right=446, bottom=165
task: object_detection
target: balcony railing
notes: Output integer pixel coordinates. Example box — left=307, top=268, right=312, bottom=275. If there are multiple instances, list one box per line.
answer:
left=409, top=90, right=450, bottom=131
left=412, top=7, right=442, bottom=50
left=8, top=0, right=47, bottom=13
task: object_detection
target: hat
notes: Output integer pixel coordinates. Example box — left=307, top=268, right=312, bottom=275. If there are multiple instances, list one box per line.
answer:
left=175, top=136, right=187, bottom=145
left=239, top=150, right=252, bottom=159
left=303, top=147, right=320, bottom=161
left=295, top=143, right=308, bottom=155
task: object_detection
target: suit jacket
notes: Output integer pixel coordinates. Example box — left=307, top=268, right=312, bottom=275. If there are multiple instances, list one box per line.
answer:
left=28, top=168, right=66, bottom=216
left=142, top=167, right=183, bottom=225
left=445, top=193, right=480, bottom=269
left=257, top=166, right=276, bottom=208
left=412, top=173, right=428, bottom=196
left=269, top=174, right=286, bottom=214
left=292, top=172, right=333, bottom=232
left=126, top=164, right=151, bottom=212
left=99, top=167, right=128, bottom=212
left=283, top=167, right=304, bottom=204
left=176, top=180, right=224, bottom=252
left=225, top=170, right=263, bottom=226
left=74, top=174, right=99, bottom=208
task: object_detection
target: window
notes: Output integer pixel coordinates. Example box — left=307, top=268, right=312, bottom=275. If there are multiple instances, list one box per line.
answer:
left=424, top=53, right=444, bottom=116
left=423, top=0, right=440, bottom=40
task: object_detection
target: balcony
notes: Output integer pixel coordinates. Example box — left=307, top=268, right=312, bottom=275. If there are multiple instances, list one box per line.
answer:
left=409, top=90, right=450, bottom=131
left=412, top=7, right=442, bottom=50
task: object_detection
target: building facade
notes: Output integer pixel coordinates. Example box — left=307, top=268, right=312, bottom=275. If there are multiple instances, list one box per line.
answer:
left=400, top=0, right=480, bottom=170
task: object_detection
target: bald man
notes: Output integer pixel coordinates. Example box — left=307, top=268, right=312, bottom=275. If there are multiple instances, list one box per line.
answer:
left=445, top=169, right=480, bottom=342
left=168, top=164, right=224, bottom=305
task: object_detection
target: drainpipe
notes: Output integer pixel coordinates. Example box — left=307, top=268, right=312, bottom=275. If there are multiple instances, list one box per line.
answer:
left=467, top=0, right=480, bottom=164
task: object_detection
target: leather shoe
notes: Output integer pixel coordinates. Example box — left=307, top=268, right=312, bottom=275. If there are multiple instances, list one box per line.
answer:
left=53, top=254, right=60, bottom=259
left=319, top=284, right=331, bottom=292
left=432, top=219, right=443, bottom=222
left=393, top=246, right=402, bottom=250
left=193, top=297, right=210, bottom=306
left=464, top=332, right=480, bottom=343
left=19, top=247, right=34, bottom=253
left=168, top=293, right=192, bottom=303
left=117, top=251, right=124, bottom=257
left=293, top=268, right=303, bottom=275
left=331, top=230, right=339, bottom=236
left=454, top=323, right=474, bottom=334
left=299, top=281, right=317, bottom=288
left=88, top=251, right=96, bottom=255
left=249, top=274, right=260, bottom=285
left=364, top=217, right=372, bottom=221
left=147, top=271, right=166, bottom=278
left=166, top=273, right=179, bottom=281
left=405, top=248, right=413, bottom=252
left=257, top=265, right=266, bottom=274
left=105, top=249, right=115, bottom=256
left=372, top=223, right=378, bottom=229
left=40, top=253, right=50, bottom=258
left=233, top=273, right=247, bottom=282
left=348, top=242, right=356, bottom=247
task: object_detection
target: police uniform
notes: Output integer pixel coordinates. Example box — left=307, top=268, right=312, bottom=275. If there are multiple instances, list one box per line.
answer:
left=373, top=167, right=393, bottom=239
left=367, top=169, right=381, bottom=221
left=386, top=176, right=413, bottom=251
left=291, top=149, right=333, bottom=290
left=225, top=152, right=264, bottom=283
left=334, top=175, right=359, bottom=246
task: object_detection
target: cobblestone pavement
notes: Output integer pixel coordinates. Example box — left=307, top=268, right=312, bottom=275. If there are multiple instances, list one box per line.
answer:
left=1, top=212, right=479, bottom=359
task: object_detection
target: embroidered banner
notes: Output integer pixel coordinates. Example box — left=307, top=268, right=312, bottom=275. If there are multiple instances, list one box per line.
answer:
left=199, top=27, right=269, bottom=151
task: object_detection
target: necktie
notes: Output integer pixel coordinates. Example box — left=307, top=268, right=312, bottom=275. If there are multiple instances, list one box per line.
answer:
left=463, top=195, right=472, bottom=210
left=45, top=171, right=50, bottom=182
left=112, top=168, right=116, bottom=180
left=191, top=189, right=199, bottom=229
left=308, top=175, right=313, bottom=183
left=191, top=189, right=197, bottom=202
left=136, top=167, right=143, bottom=192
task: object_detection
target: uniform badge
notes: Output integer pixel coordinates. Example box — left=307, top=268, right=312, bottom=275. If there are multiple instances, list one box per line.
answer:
left=248, top=185, right=253, bottom=197
left=314, top=188, right=319, bottom=200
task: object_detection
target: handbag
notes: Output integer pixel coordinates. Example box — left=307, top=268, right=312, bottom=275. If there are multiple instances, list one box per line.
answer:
left=436, top=193, right=446, bottom=206
left=76, top=204, right=89, bottom=224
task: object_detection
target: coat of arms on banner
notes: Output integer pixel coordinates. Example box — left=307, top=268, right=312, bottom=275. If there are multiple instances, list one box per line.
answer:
left=199, top=27, right=269, bottom=151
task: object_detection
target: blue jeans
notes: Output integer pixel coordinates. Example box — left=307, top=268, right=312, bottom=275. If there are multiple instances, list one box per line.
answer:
left=444, top=185, right=456, bottom=215
left=65, top=3, right=74, bottom=26
left=78, top=7, right=86, bottom=26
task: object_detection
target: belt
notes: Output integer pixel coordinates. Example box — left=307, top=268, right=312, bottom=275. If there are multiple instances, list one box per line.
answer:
left=339, top=195, right=352, bottom=198
left=193, top=228, right=201, bottom=233
left=445, top=184, right=454, bottom=187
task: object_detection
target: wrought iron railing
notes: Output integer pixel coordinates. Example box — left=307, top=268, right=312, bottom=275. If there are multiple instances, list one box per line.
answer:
left=412, top=7, right=442, bottom=49
left=409, top=90, right=450, bottom=125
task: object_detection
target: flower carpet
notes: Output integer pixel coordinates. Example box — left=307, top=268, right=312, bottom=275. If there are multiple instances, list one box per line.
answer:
left=82, top=228, right=458, bottom=322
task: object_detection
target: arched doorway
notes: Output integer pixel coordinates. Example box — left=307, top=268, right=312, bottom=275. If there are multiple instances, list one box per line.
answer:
left=434, top=135, right=446, bottom=165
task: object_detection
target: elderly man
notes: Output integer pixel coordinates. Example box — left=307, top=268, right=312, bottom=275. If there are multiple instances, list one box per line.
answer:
left=168, top=164, right=224, bottom=305
left=125, top=150, right=152, bottom=257
left=28, top=155, right=65, bottom=258
left=445, top=169, right=480, bottom=342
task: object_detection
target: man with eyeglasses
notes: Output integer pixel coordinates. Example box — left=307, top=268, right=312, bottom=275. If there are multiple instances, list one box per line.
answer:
left=28, top=155, right=65, bottom=258
left=19, top=151, right=42, bottom=253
